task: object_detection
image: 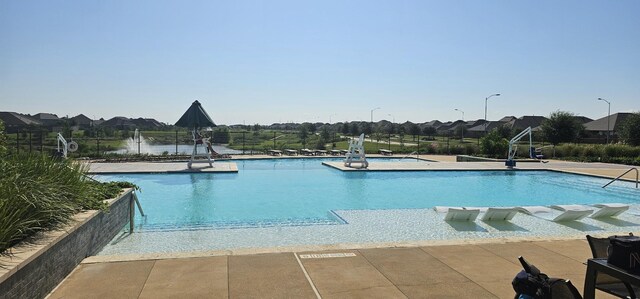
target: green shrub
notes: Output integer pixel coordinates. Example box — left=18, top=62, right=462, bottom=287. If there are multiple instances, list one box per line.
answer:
left=0, top=154, right=135, bottom=254
left=480, top=130, right=508, bottom=158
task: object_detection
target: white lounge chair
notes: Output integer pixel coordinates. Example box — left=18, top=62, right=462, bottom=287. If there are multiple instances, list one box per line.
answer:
left=517, top=206, right=593, bottom=222
left=552, top=204, right=629, bottom=219
left=434, top=206, right=480, bottom=221
left=481, top=207, right=519, bottom=221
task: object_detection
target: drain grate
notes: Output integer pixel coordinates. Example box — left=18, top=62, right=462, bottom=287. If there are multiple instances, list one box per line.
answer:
left=298, top=253, right=356, bottom=259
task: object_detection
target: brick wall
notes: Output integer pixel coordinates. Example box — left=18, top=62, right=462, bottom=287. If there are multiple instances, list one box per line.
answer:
left=0, top=189, right=134, bottom=299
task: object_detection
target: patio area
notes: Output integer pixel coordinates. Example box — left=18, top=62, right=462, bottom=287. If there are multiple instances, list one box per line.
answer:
left=49, top=238, right=619, bottom=298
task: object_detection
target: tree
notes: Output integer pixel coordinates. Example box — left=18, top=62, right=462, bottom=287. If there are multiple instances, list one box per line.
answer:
left=341, top=122, right=350, bottom=135
left=619, top=112, right=640, bottom=146
left=540, top=111, right=584, bottom=146
left=480, top=129, right=509, bottom=158
left=0, top=119, right=6, bottom=156
left=453, top=125, right=467, bottom=141
left=212, top=128, right=231, bottom=144
left=422, top=126, right=437, bottom=140
left=252, top=123, right=261, bottom=132
left=495, top=124, right=515, bottom=139
left=298, top=125, right=309, bottom=148
left=350, top=123, right=360, bottom=137
left=409, top=123, right=421, bottom=141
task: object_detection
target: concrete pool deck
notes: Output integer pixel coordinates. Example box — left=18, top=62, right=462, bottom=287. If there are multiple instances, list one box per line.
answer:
left=51, top=156, right=637, bottom=298
left=49, top=238, right=620, bottom=298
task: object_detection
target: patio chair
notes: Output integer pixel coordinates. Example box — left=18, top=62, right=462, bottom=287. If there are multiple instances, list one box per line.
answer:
left=586, top=235, right=639, bottom=298
left=480, top=207, right=519, bottom=221
left=552, top=204, right=628, bottom=219
left=516, top=206, right=593, bottom=222
left=591, top=203, right=630, bottom=218
left=433, top=206, right=480, bottom=221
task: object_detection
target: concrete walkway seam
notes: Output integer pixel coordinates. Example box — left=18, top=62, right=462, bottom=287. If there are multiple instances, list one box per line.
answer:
left=294, top=253, right=322, bottom=299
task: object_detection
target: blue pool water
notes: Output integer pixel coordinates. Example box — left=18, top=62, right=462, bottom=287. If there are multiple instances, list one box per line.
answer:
left=96, top=158, right=640, bottom=232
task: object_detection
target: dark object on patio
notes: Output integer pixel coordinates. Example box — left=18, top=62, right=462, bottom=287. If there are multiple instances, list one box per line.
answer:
left=586, top=235, right=639, bottom=298
left=512, top=256, right=582, bottom=299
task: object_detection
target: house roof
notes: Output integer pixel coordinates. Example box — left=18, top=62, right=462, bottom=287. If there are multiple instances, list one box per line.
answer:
left=71, top=114, right=93, bottom=124
left=0, top=112, right=41, bottom=126
left=99, top=116, right=135, bottom=127
left=584, top=113, right=633, bottom=132
left=423, top=120, right=442, bottom=127
left=573, top=116, right=593, bottom=124
left=498, top=116, right=517, bottom=122
left=33, top=113, right=60, bottom=120
left=507, top=116, right=547, bottom=130
left=468, top=121, right=505, bottom=132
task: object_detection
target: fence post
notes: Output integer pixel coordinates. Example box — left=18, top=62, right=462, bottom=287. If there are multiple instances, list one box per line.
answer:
left=16, top=133, right=19, bottom=154
left=175, top=130, right=178, bottom=155
left=40, top=130, right=44, bottom=153
left=29, top=131, right=32, bottom=153
left=242, top=131, right=246, bottom=155
left=96, top=138, right=100, bottom=157
left=273, top=131, right=276, bottom=148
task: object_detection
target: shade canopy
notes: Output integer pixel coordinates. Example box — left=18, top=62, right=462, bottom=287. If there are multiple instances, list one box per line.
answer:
left=175, top=100, right=216, bottom=129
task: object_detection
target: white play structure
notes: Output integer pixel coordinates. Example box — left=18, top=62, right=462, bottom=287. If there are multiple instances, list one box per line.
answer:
left=344, top=133, right=368, bottom=168
left=506, top=126, right=544, bottom=167
left=187, top=129, right=215, bottom=169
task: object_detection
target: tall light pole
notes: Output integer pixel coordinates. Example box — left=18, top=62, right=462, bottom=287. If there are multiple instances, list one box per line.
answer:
left=387, top=113, right=395, bottom=123
left=484, top=93, right=501, bottom=132
left=370, top=107, right=381, bottom=123
left=455, top=109, right=465, bottom=141
left=597, top=98, right=611, bottom=144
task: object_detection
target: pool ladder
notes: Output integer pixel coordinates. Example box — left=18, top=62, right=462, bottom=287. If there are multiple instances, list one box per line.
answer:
left=602, top=167, right=639, bottom=189
left=129, top=191, right=146, bottom=233
left=400, top=151, right=418, bottom=161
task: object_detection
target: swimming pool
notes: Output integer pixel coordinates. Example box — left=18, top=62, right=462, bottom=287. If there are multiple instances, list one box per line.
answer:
left=96, top=158, right=639, bottom=232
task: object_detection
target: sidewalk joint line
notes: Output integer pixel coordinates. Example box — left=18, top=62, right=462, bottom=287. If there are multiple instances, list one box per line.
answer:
left=294, top=252, right=322, bottom=299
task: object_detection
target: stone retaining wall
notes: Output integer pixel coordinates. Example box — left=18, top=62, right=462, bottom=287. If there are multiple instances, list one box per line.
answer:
left=0, top=189, right=134, bottom=299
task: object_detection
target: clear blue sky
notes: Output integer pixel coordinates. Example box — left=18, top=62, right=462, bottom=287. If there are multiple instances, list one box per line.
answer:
left=1, top=0, right=638, bottom=125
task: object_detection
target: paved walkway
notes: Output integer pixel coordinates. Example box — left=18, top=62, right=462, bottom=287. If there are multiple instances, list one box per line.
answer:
left=49, top=239, right=618, bottom=299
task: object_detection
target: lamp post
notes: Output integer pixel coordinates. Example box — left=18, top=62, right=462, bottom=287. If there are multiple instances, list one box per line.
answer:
left=455, top=109, right=465, bottom=142
left=387, top=113, right=395, bottom=124
left=597, top=98, right=611, bottom=144
left=484, top=93, right=501, bottom=132
left=370, top=107, right=381, bottom=123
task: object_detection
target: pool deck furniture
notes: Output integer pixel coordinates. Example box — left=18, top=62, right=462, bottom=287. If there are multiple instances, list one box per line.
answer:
left=552, top=204, right=629, bottom=219
left=267, top=150, right=283, bottom=156
left=300, top=149, right=315, bottom=156
left=379, top=149, right=393, bottom=156
left=339, top=149, right=348, bottom=155
left=480, top=207, right=519, bottom=221
left=585, top=235, right=640, bottom=298
left=517, top=206, right=593, bottom=222
left=330, top=149, right=341, bottom=156
left=284, top=149, right=298, bottom=156
left=314, top=150, right=327, bottom=156
left=584, top=258, right=640, bottom=299
left=434, top=206, right=480, bottom=221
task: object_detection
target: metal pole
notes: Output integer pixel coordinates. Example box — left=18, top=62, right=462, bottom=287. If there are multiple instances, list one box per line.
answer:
left=40, top=130, right=44, bottom=152
left=96, top=138, right=100, bottom=157
left=16, top=133, right=19, bottom=154
left=175, top=130, right=178, bottom=155
left=29, top=131, right=32, bottom=153
left=388, top=132, right=391, bottom=150
left=273, top=131, right=276, bottom=148
left=607, top=102, right=610, bottom=144
left=242, top=131, right=246, bottom=155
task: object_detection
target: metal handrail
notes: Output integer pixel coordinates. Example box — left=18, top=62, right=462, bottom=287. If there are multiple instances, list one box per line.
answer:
left=129, top=191, right=146, bottom=233
left=400, top=151, right=418, bottom=161
left=602, top=168, right=639, bottom=189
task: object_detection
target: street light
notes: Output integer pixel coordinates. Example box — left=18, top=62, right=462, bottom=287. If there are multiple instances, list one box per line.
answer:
left=370, top=107, right=381, bottom=123
left=484, top=93, right=501, bottom=132
left=597, top=98, right=611, bottom=144
left=455, top=109, right=465, bottom=141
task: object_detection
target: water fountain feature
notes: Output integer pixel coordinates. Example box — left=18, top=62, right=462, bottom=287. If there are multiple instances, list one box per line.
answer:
left=125, top=129, right=151, bottom=154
